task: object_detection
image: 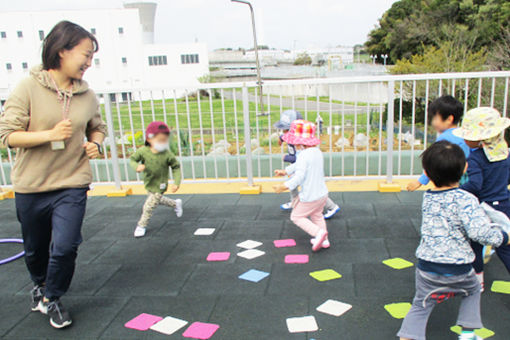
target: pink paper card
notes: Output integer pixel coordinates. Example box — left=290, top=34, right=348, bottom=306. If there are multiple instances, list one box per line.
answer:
left=182, top=321, right=220, bottom=339
left=124, top=313, right=163, bottom=331
left=206, top=252, right=231, bottom=262
left=285, top=254, right=309, bottom=264
left=274, top=239, right=297, bottom=248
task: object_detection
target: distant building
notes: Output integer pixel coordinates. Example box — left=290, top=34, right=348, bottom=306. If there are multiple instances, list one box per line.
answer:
left=0, top=2, right=209, bottom=101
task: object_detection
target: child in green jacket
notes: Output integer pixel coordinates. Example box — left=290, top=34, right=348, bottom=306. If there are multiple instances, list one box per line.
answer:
left=130, top=121, right=182, bottom=238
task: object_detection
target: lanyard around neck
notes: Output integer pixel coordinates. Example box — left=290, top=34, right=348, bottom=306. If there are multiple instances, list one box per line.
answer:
left=49, top=75, right=73, bottom=120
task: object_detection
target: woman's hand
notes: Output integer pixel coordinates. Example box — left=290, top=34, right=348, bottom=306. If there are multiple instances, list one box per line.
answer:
left=136, top=164, right=146, bottom=173
left=49, top=119, right=72, bottom=141
left=83, top=142, right=100, bottom=159
left=274, top=169, right=286, bottom=177
left=171, top=184, right=180, bottom=193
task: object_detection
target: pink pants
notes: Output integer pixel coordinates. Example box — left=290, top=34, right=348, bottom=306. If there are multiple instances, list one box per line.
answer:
left=290, top=195, right=328, bottom=237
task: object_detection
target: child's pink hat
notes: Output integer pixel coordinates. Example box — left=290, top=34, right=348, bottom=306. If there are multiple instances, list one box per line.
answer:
left=282, top=119, right=321, bottom=146
left=146, top=121, right=170, bottom=139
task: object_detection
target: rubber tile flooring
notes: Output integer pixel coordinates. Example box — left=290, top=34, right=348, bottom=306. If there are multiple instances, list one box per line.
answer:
left=0, top=192, right=509, bottom=339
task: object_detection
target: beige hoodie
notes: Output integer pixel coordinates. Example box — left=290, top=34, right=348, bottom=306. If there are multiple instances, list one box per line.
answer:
left=0, top=65, right=106, bottom=193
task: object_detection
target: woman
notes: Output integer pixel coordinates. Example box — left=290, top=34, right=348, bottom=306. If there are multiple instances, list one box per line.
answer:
left=0, top=21, right=105, bottom=329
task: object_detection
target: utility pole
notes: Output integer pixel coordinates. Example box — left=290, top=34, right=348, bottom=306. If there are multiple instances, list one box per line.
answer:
left=232, top=0, right=266, bottom=116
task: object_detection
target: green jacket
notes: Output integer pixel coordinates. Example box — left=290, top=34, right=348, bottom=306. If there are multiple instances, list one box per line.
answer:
left=129, top=146, right=181, bottom=193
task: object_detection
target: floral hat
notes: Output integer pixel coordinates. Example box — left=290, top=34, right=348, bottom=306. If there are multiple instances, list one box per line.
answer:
left=282, top=119, right=321, bottom=146
left=453, top=107, right=510, bottom=141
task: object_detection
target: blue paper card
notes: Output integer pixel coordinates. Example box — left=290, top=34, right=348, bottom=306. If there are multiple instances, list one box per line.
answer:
left=238, top=269, right=270, bottom=283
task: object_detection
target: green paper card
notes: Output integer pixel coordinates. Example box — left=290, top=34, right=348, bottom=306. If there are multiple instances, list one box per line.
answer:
left=490, top=280, right=510, bottom=294
left=309, top=269, right=342, bottom=282
left=382, top=257, right=414, bottom=270
left=450, top=325, right=495, bottom=338
left=384, top=302, right=411, bottom=319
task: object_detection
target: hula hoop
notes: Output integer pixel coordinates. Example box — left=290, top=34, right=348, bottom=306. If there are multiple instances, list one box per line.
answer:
left=0, top=238, right=25, bottom=265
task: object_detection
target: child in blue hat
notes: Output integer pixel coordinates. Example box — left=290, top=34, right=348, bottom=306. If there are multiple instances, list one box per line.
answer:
left=274, top=110, right=340, bottom=220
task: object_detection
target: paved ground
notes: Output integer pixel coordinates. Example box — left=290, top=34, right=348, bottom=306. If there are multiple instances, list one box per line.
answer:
left=0, top=192, right=509, bottom=339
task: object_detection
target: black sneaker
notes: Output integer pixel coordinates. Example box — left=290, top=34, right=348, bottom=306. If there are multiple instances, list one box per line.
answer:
left=45, top=299, right=72, bottom=329
left=30, top=285, right=44, bottom=312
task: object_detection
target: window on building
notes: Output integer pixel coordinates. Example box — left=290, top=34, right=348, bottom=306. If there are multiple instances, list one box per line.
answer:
left=0, top=32, right=6, bottom=39
left=22, top=62, right=28, bottom=70
left=121, top=57, right=127, bottom=64
left=6, top=63, right=12, bottom=71
left=94, top=58, right=100, bottom=66
left=148, top=55, right=168, bottom=66
left=118, top=27, right=124, bottom=34
left=17, top=31, right=23, bottom=38
left=38, top=30, right=44, bottom=41
left=91, top=28, right=96, bottom=35
left=180, top=54, right=200, bottom=64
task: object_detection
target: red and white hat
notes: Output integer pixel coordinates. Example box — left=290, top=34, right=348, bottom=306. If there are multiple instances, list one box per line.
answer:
left=146, top=121, right=170, bottom=139
left=282, top=120, right=321, bottom=146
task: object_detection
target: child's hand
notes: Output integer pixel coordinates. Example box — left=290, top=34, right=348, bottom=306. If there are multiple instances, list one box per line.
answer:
left=171, top=184, right=179, bottom=193
left=406, top=180, right=422, bottom=192
left=136, top=164, right=145, bottom=173
left=274, top=169, right=286, bottom=177
left=273, top=183, right=287, bottom=193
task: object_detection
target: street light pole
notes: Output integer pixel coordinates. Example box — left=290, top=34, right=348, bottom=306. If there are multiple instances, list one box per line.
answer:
left=382, top=54, right=388, bottom=66
left=232, top=0, right=265, bottom=115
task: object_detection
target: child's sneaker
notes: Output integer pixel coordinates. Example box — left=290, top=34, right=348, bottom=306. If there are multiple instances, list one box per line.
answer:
left=280, top=202, right=292, bottom=210
left=134, top=226, right=146, bottom=238
left=312, top=230, right=328, bottom=252
left=174, top=199, right=183, bottom=217
left=458, top=331, right=482, bottom=340
left=475, top=272, right=484, bottom=292
left=310, top=238, right=330, bottom=249
left=30, top=285, right=45, bottom=312
left=44, top=299, right=72, bottom=329
left=324, top=204, right=341, bottom=219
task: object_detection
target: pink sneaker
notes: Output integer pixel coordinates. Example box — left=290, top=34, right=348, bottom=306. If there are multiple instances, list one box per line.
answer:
left=312, top=230, right=328, bottom=252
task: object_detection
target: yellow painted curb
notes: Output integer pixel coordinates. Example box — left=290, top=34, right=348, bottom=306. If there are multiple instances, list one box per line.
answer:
left=240, top=185, right=262, bottom=195
left=0, top=190, right=14, bottom=200
left=378, top=182, right=402, bottom=193
left=105, top=187, right=133, bottom=197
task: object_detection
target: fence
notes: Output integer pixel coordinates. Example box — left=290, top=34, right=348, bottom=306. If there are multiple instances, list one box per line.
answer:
left=1, top=71, right=510, bottom=190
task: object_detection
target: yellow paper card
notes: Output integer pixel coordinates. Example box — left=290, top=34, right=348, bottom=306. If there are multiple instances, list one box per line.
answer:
left=450, top=325, right=495, bottom=338
left=490, top=280, right=510, bottom=294
left=382, top=258, right=414, bottom=270
left=384, top=302, right=411, bottom=319
left=309, top=269, right=342, bottom=282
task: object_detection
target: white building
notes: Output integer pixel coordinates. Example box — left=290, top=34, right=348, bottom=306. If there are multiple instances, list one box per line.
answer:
left=0, top=2, right=209, bottom=101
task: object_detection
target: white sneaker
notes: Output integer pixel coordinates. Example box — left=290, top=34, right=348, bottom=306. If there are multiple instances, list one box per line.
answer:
left=312, top=230, right=328, bottom=252
left=458, top=331, right=482, bottom=340
left=310, top=238, right=330, bottom=249
left=134, top=226, right=146, bottom=238
left=280, top=202, right=292, bottom=210
left=476, top=272, right=484, bottom=292
left=174, top=199, right=183, bottom=217
left=324, top=204, right=341, bottom=219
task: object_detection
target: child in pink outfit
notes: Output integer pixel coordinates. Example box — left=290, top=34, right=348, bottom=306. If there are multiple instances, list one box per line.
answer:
left=274, top=120, right=329, bottom=252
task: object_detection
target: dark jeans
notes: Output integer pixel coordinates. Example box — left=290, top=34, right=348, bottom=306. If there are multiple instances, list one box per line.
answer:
left=471, top=199, right=510, bottom=274
left=16, top=188, right=88, bottom=300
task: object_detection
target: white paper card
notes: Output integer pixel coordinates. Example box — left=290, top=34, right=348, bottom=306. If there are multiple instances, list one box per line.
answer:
left=236, top=240, right=263, bottom=249
left=149, top=316, right=188, bottom=335
left=286, top=316, right=318, bottom=333
left=316, top=299, right=352, bottom=317
left=237, top=249, right=265, bottom=260
left=194, top=228, right=216, bottom=236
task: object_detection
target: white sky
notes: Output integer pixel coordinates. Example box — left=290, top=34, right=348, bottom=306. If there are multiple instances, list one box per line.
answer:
left=0, top=0, right=398, bottom=50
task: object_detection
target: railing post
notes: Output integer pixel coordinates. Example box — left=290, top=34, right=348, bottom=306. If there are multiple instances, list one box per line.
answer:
left=242, top=85, right=254, bottom=187
left=103, top=94, right=123, bottom=191
left=386, top=81, right=395, bottom=184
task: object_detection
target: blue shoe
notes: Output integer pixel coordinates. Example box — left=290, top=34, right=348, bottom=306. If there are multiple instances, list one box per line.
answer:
left=324, top=205, right=341, bottom=219
left=280, top=202, right=292, bottom=211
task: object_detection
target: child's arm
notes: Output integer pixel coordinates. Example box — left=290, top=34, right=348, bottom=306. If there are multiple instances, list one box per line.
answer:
left=129, top=150, right=145, bottom=172
left=459, top=157, right=482, bottom=195
left=459, top=195, right=509, bottom=247
left=168, top=153, right=182, bottom=192
left=283, top=157, right=305, bottom=192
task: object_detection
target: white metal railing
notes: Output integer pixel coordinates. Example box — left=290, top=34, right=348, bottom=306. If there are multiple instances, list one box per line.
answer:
left=1, top=71, right=509, bottom=190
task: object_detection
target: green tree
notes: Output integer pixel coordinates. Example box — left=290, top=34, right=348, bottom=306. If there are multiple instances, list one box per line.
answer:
left=293, top=52, right=312, bottom=65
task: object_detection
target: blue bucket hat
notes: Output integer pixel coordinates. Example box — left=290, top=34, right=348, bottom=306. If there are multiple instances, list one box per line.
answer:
left=274, top=110, right=303, bottom=130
